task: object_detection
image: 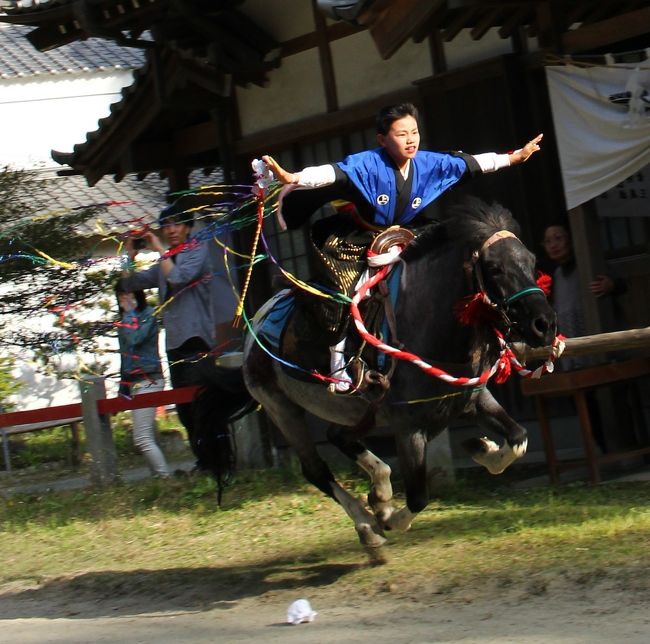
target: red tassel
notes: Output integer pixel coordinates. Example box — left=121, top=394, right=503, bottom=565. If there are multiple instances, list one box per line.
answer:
left=536, top=271, right=552, bottom=297
left=454, top=291, right=499, bottom=326
left=494, top=350, right=513, bottom=384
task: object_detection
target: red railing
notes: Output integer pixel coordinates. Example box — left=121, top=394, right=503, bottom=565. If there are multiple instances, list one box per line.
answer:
left=0, top=385, right=201, bottom=428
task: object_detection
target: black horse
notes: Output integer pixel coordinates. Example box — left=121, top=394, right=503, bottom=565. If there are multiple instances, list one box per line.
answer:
left=241, top=197, right=557, bottom=550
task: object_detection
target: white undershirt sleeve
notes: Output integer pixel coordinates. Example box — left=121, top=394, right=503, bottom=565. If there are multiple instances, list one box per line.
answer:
left=293, top=164, right=337, bottom=188
left=472, top=152, right=511, bottom=173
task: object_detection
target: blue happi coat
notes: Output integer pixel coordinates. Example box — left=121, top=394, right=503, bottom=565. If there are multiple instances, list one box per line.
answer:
left=336, top=148, right=468, bottom=226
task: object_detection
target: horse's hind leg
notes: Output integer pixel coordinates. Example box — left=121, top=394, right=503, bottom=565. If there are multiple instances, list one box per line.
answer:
left=327, top=424, right=395, bottom=524
left=250, top=390, right=386, bottom=548
left=463, top=388, right=528, bottom=475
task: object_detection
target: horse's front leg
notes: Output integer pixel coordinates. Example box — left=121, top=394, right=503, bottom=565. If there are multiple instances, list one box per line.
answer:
left=382, top=428, right=428, bottom=532
left=463, top=388, right=528, bottom=474
left=326, top=424, right=395, bottom=525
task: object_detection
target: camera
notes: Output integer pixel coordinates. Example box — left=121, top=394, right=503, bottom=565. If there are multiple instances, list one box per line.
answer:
left=133, top=237, right=147, bottom=250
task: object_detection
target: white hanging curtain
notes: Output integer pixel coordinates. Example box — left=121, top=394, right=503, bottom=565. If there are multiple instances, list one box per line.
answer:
left=545, top=62, right=650, bottom=210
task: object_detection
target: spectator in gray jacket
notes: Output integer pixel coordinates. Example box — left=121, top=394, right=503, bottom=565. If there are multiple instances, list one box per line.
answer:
left=119, top=202, right=242, bottom=473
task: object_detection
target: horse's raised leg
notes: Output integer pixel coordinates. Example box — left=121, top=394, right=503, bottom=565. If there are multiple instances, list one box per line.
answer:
left=245, top=359, right=386, bottom=549
left=463, top=388, right=528, bottom=474
left=272, top=410, right=387, bottom=548
left=326, top=424, right=395, bottom=524
left=382, top=429, right=429, bottom=532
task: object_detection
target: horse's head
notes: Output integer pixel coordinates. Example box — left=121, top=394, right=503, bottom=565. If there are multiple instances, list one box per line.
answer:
left=464, top=203, right=557, bottom=347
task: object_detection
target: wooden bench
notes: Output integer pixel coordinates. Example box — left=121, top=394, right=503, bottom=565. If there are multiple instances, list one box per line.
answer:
left=1, top=417, right=83, bottom=473
left=521, top=357, right=650, bottom=484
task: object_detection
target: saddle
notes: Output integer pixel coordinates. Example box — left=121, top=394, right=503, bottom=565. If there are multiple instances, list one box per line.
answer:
left=260, top=226, right=414, bottom=396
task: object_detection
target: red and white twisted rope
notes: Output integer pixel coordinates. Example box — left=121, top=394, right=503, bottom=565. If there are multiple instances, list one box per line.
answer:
left=350, top=245, right=564, bottom=388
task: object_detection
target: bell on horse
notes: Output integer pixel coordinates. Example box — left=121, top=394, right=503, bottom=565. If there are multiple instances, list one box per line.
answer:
left=242, top=196, right=557, bottom=555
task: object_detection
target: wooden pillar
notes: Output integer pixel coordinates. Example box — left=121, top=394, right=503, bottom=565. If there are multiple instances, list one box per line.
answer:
left=428, top=29, right=447, bottom=75
left=535, top=1, right=567, bottom=53
left=569, top=203, right=640, bottom=452
left=567, top=202, right=615, bottom=335
left=165, top=168, right=190, bottom=199
left=79, top=376, right=119, bottom=486
left=312, top=0, right=339, bottom=113
left=212, top=100, right=236, bottom=183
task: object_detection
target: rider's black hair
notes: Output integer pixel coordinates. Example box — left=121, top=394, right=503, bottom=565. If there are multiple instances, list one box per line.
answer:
left=375, top=102, right=419, bottom=135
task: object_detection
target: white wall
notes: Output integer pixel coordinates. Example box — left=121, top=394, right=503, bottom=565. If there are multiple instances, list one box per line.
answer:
left=0, top=70, right=135, bottom=170
left=236, top=48, right=326, bottom=135
left=0, top=67, right=140, bottom=409
left=332, top=30, right=432, bottom=107
left=446, top=28, right=514, bottom=70
left=235, top=25, right=522, bottom=137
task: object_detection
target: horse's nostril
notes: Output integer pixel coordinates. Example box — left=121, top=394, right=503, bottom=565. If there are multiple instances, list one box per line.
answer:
left=532, top=316, right=549, bottom=337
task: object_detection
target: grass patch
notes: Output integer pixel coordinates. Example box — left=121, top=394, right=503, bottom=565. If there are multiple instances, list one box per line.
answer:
left=4, top=412, right=190, bottom=472
left=2, top=469, right=650, bottom=601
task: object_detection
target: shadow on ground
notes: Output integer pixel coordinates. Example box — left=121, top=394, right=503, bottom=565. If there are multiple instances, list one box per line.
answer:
left=0, top=559, right=364, bottom=620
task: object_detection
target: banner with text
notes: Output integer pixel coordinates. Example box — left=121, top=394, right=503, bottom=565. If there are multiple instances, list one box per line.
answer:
left=545, top=63, right=650, bottom=211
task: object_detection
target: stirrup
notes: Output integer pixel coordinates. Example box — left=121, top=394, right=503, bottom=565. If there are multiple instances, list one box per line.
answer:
left=328, top=338, right=352, bottom=393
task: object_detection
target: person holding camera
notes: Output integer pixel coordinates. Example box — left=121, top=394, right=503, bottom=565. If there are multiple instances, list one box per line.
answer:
left=118, top=202, right=243, bottom=477
left=115, top=283, right=170, bottom=478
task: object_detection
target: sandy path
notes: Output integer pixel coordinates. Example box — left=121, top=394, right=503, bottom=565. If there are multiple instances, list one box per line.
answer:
left=2, top=569, right=649, bottom=643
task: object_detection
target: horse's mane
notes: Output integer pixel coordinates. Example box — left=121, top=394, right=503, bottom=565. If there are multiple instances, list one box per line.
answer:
left=402, top=196, right=521, bottom=262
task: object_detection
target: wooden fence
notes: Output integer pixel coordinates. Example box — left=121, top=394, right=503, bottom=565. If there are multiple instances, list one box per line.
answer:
left=0, top=378, right=200, bottom=483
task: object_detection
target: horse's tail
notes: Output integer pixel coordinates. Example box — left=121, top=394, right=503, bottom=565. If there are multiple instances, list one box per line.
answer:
left=190, top=366, right=255, bottom=504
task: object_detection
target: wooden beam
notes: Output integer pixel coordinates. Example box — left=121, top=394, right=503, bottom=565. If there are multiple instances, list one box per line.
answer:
left=514, top=329, right=650, bottom=363
left=369, top=0, right=447, bottom=59
left=563, top=7, right=650, bottom=53
left=280, top=21, right=363, bottom=57
left=312, top=0, right=338, bottom=112
left=498, top=6, right=531, bottom=40
left=411, top=2, right=448, bottom=43
left=470, top=7, right=503, bottom=41
left=535, top=1, right=566, bottom=51
left=442, top=7, right=478, bottom=42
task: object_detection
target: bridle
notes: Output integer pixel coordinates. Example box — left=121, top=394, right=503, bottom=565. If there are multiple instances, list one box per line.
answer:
left=470, top=229, right=545, bottom=328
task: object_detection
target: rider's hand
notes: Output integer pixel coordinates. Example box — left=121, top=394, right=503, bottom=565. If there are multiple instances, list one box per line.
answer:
left=261, top=155, right=298, bottom=185
left=510, top=133, right=543, bottom=164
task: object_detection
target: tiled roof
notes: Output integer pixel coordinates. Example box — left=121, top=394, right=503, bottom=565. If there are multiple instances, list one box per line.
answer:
left=1, top=0, right=66, bottom=10
left=0, top=22, right=145, bottom=78
left=40, top=168, right=224, bottom=237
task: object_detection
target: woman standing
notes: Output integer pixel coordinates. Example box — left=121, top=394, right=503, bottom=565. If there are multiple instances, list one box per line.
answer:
left=115, top=284, right=170, bottom=478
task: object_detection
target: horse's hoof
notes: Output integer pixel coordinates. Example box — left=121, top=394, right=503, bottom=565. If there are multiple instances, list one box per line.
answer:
left=356, top=523, right=387, bottom=549
left=383, top=507, right=414, bottom=532
left=468, top=437, right=527, bottom=475
left=364, top=545, right=389, bottom=566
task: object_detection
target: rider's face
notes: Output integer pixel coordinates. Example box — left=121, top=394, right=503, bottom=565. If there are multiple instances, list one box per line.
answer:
left=377, top=115, right=420, bottom=170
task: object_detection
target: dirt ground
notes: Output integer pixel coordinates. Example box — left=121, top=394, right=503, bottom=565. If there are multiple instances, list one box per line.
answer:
left=2, top=565, right=649, bottom=643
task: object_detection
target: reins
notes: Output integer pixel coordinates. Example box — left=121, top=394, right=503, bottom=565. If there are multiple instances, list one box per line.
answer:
left=350, top=229, right=564, bottom=388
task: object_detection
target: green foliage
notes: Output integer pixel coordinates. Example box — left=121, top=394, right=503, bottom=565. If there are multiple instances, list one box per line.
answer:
left=6, top=411, right=189, bottom=471
left=0, top=166, right=113, bottom=371
left=0, top=355, right=20, bottom=411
